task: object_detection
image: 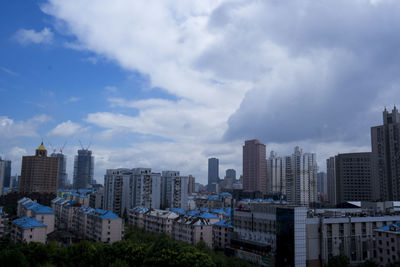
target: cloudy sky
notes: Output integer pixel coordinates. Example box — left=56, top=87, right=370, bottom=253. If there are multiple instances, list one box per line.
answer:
left=0, top=0, right=398, bottom=184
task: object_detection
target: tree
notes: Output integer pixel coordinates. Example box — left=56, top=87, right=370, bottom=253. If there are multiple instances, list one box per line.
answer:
left=327, top=255, right=351, bottom=267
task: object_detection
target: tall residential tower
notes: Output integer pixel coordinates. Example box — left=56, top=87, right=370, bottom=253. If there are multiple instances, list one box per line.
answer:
left=243, top=139, right=267, bottom=194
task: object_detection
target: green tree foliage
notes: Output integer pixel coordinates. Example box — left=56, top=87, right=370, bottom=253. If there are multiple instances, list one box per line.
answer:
left=0, top=226, right=255, bottom=267
left=327, top=255, right=351, bottom=267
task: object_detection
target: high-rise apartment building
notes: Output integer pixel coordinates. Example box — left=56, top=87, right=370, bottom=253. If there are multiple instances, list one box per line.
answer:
left=327, top=153, right=372, bottom=205
left=0, top=158, right=11, bottom=188
left=371, top=107, right=400, bottom=201
left=243, top=139, right=267, bottom=194
left=266, top=151, right=286, bottom=195
left=286, top=147, right=318, bottom=205
left=19, top=143, right=59, bottom=194
left=132, top=168, right=161, bottom=209
left=104, top=168, right=161, bottom=216
left=50, top=152, right=67, bottom=189
left=73, top=149, right=94, bottom=189
left=208, top=158, right=219, bottom=192
left=188, top=175, right=195, bottom=195
left=161, top=171, right=188, bottom=210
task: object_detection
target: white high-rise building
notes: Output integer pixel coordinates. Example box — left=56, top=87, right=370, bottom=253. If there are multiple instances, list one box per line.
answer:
left=266, top=151, right=286, bottom=195
left=287, top=147, right=318, bottom=206
left=132, top=168, right=161, bottom=209
left=161, top=171, right=188, bottom=210
left=104, top=168, right=161, bottom=217
left=104, top=168, right=133, bottom=217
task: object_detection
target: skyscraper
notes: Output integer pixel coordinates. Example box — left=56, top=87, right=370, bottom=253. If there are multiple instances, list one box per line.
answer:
left=242, top=139, right=267, bottom=194
left=208, top=157, right=219, bottom=192
left=266, top=151, right=286, bottom=195
left=326, top=157, right=336, bottom=206
left=371, top=106, right=400, bottom=201
left=225, top=169, right=236, bottom=181
left=19, top=143, right=59, bottom=194
left=73, top=149, right=94, bottom=189
left=317, top=172, right=327, bottom=195
left=0, top=158, right=11, bottom=188
left=50, top=152, right=67, bottom=189
left=188, top=175, right=195, bottom=195
left=286, top=147, right=318, bottom=205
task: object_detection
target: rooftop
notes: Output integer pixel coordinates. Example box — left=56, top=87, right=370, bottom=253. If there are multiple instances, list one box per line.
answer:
left=13, top=217, right=46, bottom=228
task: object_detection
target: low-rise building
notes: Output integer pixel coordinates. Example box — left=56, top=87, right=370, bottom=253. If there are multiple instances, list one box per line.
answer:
left=0, top=207, right=8, bottom=237
left=11, top=217, right=47, bottom=243
left=17, top=197, right=55, bottom=234
left=52, top=197, right=123, bottom=243
left=213, top=219, right=233, bottom=249
left=374, top=222, right=400, bottom=266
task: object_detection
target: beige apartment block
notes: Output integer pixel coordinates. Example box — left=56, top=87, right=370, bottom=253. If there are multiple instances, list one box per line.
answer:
left=11, top=217, right=47, bottom=243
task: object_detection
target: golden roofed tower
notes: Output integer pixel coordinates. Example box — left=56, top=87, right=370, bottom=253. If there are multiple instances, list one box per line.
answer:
left=35, top=142, right=47, bottom=157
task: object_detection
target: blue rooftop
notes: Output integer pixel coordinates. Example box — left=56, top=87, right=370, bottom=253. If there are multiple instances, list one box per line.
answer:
left=208, top=195, right=220, bottom=201
left=172, top=208, right=186, bottom=215
left=93, top=209, right=120, bottom=219
left=25, top=202, right=54, bottom=214
left=198, top=212, right=218, bottom=219
left=220, top=192, right=232, bottom=197
left=13, top=217, right=46, bottom=228
left=215, top=219, right=233, bottom=228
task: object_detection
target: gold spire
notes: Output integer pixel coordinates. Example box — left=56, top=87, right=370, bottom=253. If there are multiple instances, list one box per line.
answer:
left=37, top=142, right=46, bottom=151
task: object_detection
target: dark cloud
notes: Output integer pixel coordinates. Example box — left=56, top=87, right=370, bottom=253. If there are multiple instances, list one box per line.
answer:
left=200, top=0, right=400, bottom=144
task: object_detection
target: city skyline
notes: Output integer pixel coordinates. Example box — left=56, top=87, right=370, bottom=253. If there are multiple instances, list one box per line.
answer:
left=2, top=1, right=400, bottom=185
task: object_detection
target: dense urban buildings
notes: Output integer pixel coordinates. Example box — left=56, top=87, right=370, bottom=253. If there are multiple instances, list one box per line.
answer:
left=73, top=148, right=94, bottom=189
left=51, top=151, right=68, bottom=189
left=208, top=157, right=219, bottom=192
left=371, top=106, right=400, bottom=201
left=242, top=139, right=267, bottom=194
left=104, top=168, right=162, bottom=216
left=19, top=143, right=59, bottom=194
left=326, top=153, right=372, bottom=205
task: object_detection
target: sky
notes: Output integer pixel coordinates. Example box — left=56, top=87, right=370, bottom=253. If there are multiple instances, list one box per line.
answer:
left=0, top=0, right=399, bottom=185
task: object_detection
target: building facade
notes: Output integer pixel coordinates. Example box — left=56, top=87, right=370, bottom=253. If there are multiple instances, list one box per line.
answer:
left=73, top=149, right=94, bottom=189
left=208, top=158, right=219, bottom=192
left=329, top=153, right=373, bottom=204
left=19, top=143, right=59, bottom=194
left=266, top=151, right=286, bottom=196
left=188, top=175, right=195, bottom=195
left=161, top=171, right=188, bottom=210
left=327, top=157, right=337, bottom=206
left=0, top=157, right=11, bottom=189
left=286, top=147, right=318, bottom=206
left=371, top=106, right=400, bottom=201
left=243, top=140, right=267, bottom=194
left=50, top=152, right=68, bottom=189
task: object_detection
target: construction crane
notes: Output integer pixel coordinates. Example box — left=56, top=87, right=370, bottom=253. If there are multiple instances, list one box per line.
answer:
left=60, top=141, right=67, bottom=154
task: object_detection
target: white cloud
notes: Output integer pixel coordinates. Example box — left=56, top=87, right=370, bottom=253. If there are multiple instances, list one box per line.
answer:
left=13, top=27, right=54, bottom=45
left=104, top=86, right=118, bottom=93
left=40, top=0, right=400, bottom=181
left=0, top=115, right=51, bottom=138
left=48, top=120, right=88, bottom=137
left=66, top=96, right=81, bottom=103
